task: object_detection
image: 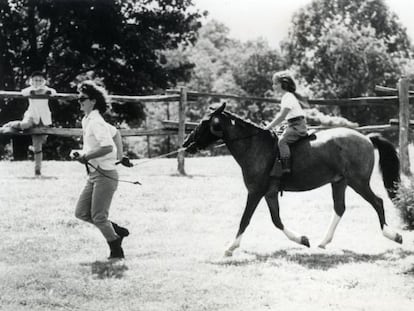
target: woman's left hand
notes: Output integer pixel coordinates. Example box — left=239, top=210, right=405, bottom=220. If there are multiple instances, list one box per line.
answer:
left=77, top=154, right=88, bottom=164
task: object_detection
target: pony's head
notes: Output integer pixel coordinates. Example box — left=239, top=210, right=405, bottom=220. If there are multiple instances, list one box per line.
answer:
left=183, top=103, right=227, bottom=154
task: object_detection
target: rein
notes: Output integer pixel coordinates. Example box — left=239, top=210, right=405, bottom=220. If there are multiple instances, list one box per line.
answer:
left=219, top=112, right=269, bottom=144
left=222, top=131, right=264, bottom=143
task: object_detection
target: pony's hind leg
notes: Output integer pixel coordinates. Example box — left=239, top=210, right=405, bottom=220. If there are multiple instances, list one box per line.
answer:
left=224, top=192, right=263, bottom=257
left=264, top=187, right=310, bottom=247
left=318, top=179, right=347, bottom=249
left=349, top=180, right=403, bottom=244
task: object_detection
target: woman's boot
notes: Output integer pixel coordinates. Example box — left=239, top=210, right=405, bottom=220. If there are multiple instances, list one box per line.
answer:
left=107, top=237, right=125, bottom=259
left=111, top=222, right=129, bottom=239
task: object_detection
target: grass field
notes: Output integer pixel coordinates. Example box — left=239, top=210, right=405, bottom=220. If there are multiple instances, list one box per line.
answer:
left=1, top=156, right=414, bottom=311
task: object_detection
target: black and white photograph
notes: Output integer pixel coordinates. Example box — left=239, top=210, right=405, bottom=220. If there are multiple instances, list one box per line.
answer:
left=1, top=0, right=414, bottom=310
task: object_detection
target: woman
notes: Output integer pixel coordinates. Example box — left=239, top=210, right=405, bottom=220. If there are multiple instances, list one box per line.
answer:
left=73, top=80, right=129, bottom=260
left=264, top=71, right=308, bottom=174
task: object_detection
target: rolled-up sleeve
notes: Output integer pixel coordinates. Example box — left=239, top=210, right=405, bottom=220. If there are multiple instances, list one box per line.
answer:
left=47, top=87, right=57, bottom=96
left=90, top=121, right=113, bottom=147
left=21, top=87, right=32, bottom=96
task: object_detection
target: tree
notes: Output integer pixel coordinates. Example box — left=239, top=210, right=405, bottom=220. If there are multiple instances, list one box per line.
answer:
left=164, top=20, right=246, bottom=123
left=232, top=40, right=285, bottom=123
left=310, top=22, right=399, bottom=124
left=0, top=0, right=203, bottom=158
left=284, top=0, right=411, bottom=75
left=282, top=0, right=412, bottom=124
left=283, top=0, right=411, bottom=124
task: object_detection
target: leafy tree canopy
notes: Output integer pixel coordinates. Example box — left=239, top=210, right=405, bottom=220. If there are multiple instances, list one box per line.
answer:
left=282, top=0, right=412, bottom=125
left=284, top=0, right=411, bottom=72
left=0, top=0, right=203, bottom=124
left=0, top=0, right=203, bottom=158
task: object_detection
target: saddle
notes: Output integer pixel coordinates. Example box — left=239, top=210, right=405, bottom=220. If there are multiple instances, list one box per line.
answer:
left=270, top=130, right=317, bottom=178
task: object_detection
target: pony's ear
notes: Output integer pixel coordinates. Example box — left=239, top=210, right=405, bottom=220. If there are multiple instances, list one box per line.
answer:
left=211, top=102, right=226, bottom=114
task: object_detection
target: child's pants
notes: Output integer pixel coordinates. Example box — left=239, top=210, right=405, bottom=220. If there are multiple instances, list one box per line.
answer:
left=278, top=118, right=307, bottom=158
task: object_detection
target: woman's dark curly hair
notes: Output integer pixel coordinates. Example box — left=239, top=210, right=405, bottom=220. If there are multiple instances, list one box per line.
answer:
left=77, top=80, right=109, bottom=114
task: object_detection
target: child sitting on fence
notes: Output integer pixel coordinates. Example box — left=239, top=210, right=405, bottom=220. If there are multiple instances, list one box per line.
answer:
left=2, top=71, right=56, bottom=176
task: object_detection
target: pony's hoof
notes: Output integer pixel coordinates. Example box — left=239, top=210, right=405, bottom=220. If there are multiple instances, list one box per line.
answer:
left=301, top=236, right=310, bottom=248
left=395, top=233, right=403, bottom=244
left=318, top=244, right=326, bottom=249
left=224, top=250, right=233, bottom=257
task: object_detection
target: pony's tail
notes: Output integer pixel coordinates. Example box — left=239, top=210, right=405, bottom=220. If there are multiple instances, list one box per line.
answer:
left=368, top=133, right=400, bottom=199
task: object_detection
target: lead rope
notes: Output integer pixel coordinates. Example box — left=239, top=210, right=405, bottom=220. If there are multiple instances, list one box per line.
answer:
left=85, top=161, right=142, bottom=185
left=84, top=143, right=230, bottom=185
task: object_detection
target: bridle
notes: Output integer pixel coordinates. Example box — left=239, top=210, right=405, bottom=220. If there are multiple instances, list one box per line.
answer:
left=187, top=113, right=267, bottom=152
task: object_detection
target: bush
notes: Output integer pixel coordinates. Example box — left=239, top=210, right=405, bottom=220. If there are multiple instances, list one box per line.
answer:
left=305, top=108, right=359, bottom=128
left=394, top=178, right=414, bottom=230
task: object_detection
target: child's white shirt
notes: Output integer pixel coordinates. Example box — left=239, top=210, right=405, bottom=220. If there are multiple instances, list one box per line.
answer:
left=280, top=92, right=304, bottom=120
left=21, top=86, right=56, bottom=126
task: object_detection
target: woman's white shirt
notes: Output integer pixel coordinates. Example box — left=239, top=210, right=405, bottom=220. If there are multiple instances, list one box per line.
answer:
left=81, top=110, right=117, bottom=171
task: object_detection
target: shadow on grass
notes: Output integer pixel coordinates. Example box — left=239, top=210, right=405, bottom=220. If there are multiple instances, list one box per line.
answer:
left=80, top=260, right=128, bottom=279
left=17, top=175, right=58, bottom=180
left=210, top=248, right=414, bottom=271
left=169, top=173, right=215, bottom=178
left=402, top=265, right=414, bottom=276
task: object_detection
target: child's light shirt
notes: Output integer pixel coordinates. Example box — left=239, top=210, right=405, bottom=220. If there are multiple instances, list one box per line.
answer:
left=21, top=86, right=56, bottom=126
left=81, top=110, right=117, bottom=171
left=281, top=92, right=305, bottom=120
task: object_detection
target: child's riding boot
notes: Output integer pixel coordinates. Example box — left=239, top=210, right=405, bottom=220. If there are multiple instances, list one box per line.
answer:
left=281, top=158, right=291, bottom=174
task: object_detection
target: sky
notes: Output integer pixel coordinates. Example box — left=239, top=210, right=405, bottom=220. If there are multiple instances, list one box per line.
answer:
left=192, top=0, right=414, bottom=48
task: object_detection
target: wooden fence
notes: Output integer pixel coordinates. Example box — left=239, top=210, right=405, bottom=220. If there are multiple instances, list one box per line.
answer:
left=0, top=77, right=413, bottom=175
left=166, top=77, right=413, bottom=175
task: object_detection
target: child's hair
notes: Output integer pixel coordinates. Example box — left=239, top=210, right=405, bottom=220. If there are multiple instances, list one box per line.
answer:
left=77, top=80, right=109, bottom=114
left=273, top=70, right=308, bottom=105
left=273, top=71, right=296, bottom=92
left=30, top=71, right=46, bottom=79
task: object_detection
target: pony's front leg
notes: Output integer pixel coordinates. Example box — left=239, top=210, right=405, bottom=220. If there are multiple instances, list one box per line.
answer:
left=318, top=180, right=347, bottom=248
left=264, top=186, right=310, bottom=247
left=224, top=192, right=263, bottom=257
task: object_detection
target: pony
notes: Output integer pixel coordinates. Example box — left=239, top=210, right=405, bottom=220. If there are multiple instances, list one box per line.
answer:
left=183, top=103, right=402, bottom=256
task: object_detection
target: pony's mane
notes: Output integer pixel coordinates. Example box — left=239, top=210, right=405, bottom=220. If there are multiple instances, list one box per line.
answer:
left=222, top=110, right=265, bottom=132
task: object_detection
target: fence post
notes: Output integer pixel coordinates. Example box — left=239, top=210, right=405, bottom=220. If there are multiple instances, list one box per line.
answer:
left=146, top=135, right=151, bottom=158
left=177, top=87, right=187, bottom=175
left=398, top=76, right=411, bottom=176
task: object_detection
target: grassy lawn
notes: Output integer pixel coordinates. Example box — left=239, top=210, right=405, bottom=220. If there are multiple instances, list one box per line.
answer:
left=1, top=156, right=414, bottom=311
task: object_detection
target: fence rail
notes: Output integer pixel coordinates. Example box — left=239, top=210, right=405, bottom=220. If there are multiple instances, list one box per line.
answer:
left=0, top=126, right=182, bottom=137
left=0, top=90, right=180, bottom=103
left=167, top=89, right=414, bottom=106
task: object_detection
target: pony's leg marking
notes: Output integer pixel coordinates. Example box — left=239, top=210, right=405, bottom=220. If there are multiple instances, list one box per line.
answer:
left=264, top=187, right=309, bottom=247
left=318, top=213, right=341, bottom=249
left=225, top=235, right=242, bottom=257
left=348, top=180, right=403, bottom=245
left=382, top=225, right=403, bottom=244
left=224, top=192, right=262, bottom=256
left=282, top=227, right=306, bottom=245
